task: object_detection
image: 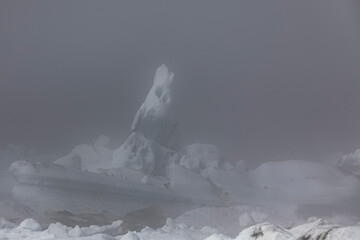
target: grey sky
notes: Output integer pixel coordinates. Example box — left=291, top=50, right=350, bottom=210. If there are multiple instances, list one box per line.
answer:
left=1, top=1, right=360, bottom=165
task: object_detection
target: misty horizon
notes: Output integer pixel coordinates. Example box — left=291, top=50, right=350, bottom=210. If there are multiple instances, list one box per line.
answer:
left=1, top=1, right=360, bottom=166
left=2, top=2, right=360, bottom=239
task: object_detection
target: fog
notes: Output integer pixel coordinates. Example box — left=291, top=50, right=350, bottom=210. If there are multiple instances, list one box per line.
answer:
left=2, top=2, right=360, bottom=239
left=1, top=0, right=360, bottom=165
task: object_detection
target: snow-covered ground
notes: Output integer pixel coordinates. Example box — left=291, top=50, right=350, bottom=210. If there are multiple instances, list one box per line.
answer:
left=1, top=215, right=360, bottom=240
left=1, top=65, right=360, bottom=238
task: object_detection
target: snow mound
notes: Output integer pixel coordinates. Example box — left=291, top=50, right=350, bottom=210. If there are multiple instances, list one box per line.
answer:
left=47, top=220, right=123, bottom=238
left=204, top=233, right=233, bottom=240
left=236, top=219, right=360, bottom=240
left=18, top=218, right=42, bottom=231
left=0, top=145, right=36, bottom=208
left=54, top=135, right=113, bottom=172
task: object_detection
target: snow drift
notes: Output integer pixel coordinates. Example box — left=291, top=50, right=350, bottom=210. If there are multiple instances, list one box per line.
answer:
left=1, top=216, right=360, bottom=240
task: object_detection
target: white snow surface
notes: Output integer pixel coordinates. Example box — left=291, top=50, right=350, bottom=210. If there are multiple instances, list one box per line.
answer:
left=1, top=216, right=360, bottom=240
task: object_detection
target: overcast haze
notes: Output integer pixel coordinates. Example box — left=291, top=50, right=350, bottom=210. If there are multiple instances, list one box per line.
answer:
left=1, top=1, right=360, bottom=165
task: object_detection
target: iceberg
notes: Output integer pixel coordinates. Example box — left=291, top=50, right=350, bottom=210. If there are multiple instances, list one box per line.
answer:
left=7, top=65, right=360, bottom=231
left=9, top=65, right=224, bottom=223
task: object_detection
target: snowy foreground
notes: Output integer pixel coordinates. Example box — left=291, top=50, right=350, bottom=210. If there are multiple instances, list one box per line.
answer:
left=1, top=216, right=360, bottom=240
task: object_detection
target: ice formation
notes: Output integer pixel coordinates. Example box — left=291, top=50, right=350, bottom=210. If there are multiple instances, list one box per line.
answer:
left=1, top=216, right=360, bottom=240
left=112, top=65, right=179, bottom=179
left=55, top=65, right=180, bottom=181
left=247, top=160, right=360, bottom=204
left=9, top=66, right=360, bottom=213
left=179, top=144, right=223, bottom=172
left=3, top=65, right=360, bottom=238
left=54, top=135, right=113, bottom=171
left=328, top=149, right=360, bottom=176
